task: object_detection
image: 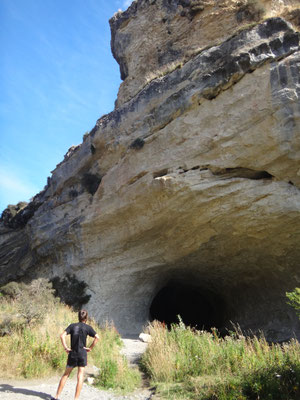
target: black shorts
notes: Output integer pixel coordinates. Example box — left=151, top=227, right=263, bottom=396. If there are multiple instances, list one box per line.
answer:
left=67, top=350, right=87, bottom=367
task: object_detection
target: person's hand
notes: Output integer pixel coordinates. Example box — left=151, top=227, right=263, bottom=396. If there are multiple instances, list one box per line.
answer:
left=84, top=347, right=91, bottom=352
left=65, top=347, right=71, bottom=353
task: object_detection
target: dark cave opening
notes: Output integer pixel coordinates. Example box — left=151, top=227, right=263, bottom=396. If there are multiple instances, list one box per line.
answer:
left=149, top=280, right=227, bottom=331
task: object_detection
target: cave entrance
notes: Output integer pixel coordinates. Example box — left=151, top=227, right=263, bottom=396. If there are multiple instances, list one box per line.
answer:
left=149, top=280, right=226, bottom=331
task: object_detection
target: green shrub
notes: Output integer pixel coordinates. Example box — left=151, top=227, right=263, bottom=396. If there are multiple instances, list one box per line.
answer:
left=286, top=288, right=300, bottom=319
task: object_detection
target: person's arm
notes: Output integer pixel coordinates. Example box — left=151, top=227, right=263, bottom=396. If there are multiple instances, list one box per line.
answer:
left=84, top=333, right=99, bottom=352
left=60, top=331, right=71, bottom=353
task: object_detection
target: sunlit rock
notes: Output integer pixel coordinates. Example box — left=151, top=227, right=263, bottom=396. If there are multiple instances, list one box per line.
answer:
left=1, top=0, right=300, bottom=342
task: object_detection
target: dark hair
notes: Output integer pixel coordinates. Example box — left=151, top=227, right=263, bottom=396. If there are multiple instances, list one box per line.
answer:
left=78, top=309, right=88, bottom=322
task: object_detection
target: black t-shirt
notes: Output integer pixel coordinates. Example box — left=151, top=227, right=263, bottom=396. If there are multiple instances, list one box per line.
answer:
left=65, top=322, right=96, bottom=353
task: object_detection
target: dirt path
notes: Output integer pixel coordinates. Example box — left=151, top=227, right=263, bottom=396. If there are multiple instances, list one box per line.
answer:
left=0, top=338, right=155, bottom=400
left=0, top=378, right=153, bottom=400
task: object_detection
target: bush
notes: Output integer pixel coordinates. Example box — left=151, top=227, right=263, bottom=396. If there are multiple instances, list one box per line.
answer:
left=1, top=281, right=27, bottom=300
left=19, top=279, right=57, bottom=326
left=0, top=315, right=23, bottom=337
left=286, top=288, right=300, bottom=319
left=1, top=279, right=57, bottom=326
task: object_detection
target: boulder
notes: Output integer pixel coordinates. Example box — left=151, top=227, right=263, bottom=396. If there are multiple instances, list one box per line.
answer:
left=139, top=333, right=152, bottom=343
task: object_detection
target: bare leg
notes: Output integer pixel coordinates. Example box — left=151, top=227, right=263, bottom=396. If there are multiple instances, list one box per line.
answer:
left=74, top=366, right=85, bottom=399
left=55, top=366, right=73, bottom=399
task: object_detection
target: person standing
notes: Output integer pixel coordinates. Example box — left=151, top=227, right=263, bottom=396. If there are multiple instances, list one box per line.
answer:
left=52, top=309, right=99, bottom=400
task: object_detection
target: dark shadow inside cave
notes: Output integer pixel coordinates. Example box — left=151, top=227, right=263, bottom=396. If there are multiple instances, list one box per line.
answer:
left=149, top=280, right=227, bottom=331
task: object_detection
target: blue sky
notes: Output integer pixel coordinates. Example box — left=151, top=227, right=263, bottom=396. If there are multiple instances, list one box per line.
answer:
left=0, top=0, right=133, bottom=213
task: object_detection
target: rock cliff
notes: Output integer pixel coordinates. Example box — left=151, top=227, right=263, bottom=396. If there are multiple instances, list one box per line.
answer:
left=1, top=0, right=300, bottom=341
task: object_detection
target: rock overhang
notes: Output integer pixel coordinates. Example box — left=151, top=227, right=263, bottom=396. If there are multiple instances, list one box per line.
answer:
left=0, top=1, right=300, bottom=341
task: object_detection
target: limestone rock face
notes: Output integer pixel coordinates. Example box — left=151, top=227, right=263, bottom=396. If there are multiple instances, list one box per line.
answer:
left=110, top=0, right=300, bottom=106
left=1, top=0, right=300, bottom=341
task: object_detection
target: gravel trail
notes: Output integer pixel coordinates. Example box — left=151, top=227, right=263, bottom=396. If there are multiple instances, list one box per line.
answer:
left=120, top=338, right=148, bottom=365
left=0, top=338, right=155, bottom=400
left=0, top=378, right=153, bottom=400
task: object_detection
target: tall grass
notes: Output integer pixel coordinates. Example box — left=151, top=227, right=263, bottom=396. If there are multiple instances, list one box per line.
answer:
left=141, top=320, right=300, bottom=399
left=0, top=284, right=140, bottom=393
left=91, top=322, right=141, bottom=392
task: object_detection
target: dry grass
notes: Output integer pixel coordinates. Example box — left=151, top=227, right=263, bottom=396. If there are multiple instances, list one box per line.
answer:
left=0, top=291, right=140, bottom=392
left=0, top=301, right=75, bottom=378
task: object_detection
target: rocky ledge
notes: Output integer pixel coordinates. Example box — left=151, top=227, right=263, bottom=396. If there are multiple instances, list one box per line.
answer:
left=110, top=0, right=300, bottom=106
left=1, top=0, right=300, bottom=342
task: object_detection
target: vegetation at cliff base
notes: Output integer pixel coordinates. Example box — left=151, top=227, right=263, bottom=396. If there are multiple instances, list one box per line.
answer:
left=92, top=325, right=140, bottom=391
left=286, top=288, right=300, bottom=319
left=1, top=280, right=299, bottom=398
left=0, top=279, right=140, bottom=393
left=141, top=320, right=300, bottom=400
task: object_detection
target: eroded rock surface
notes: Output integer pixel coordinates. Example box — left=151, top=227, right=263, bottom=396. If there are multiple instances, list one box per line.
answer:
left=110, top=0, right=300, bottom=106
left=1, top=0, right=300, bottom=342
